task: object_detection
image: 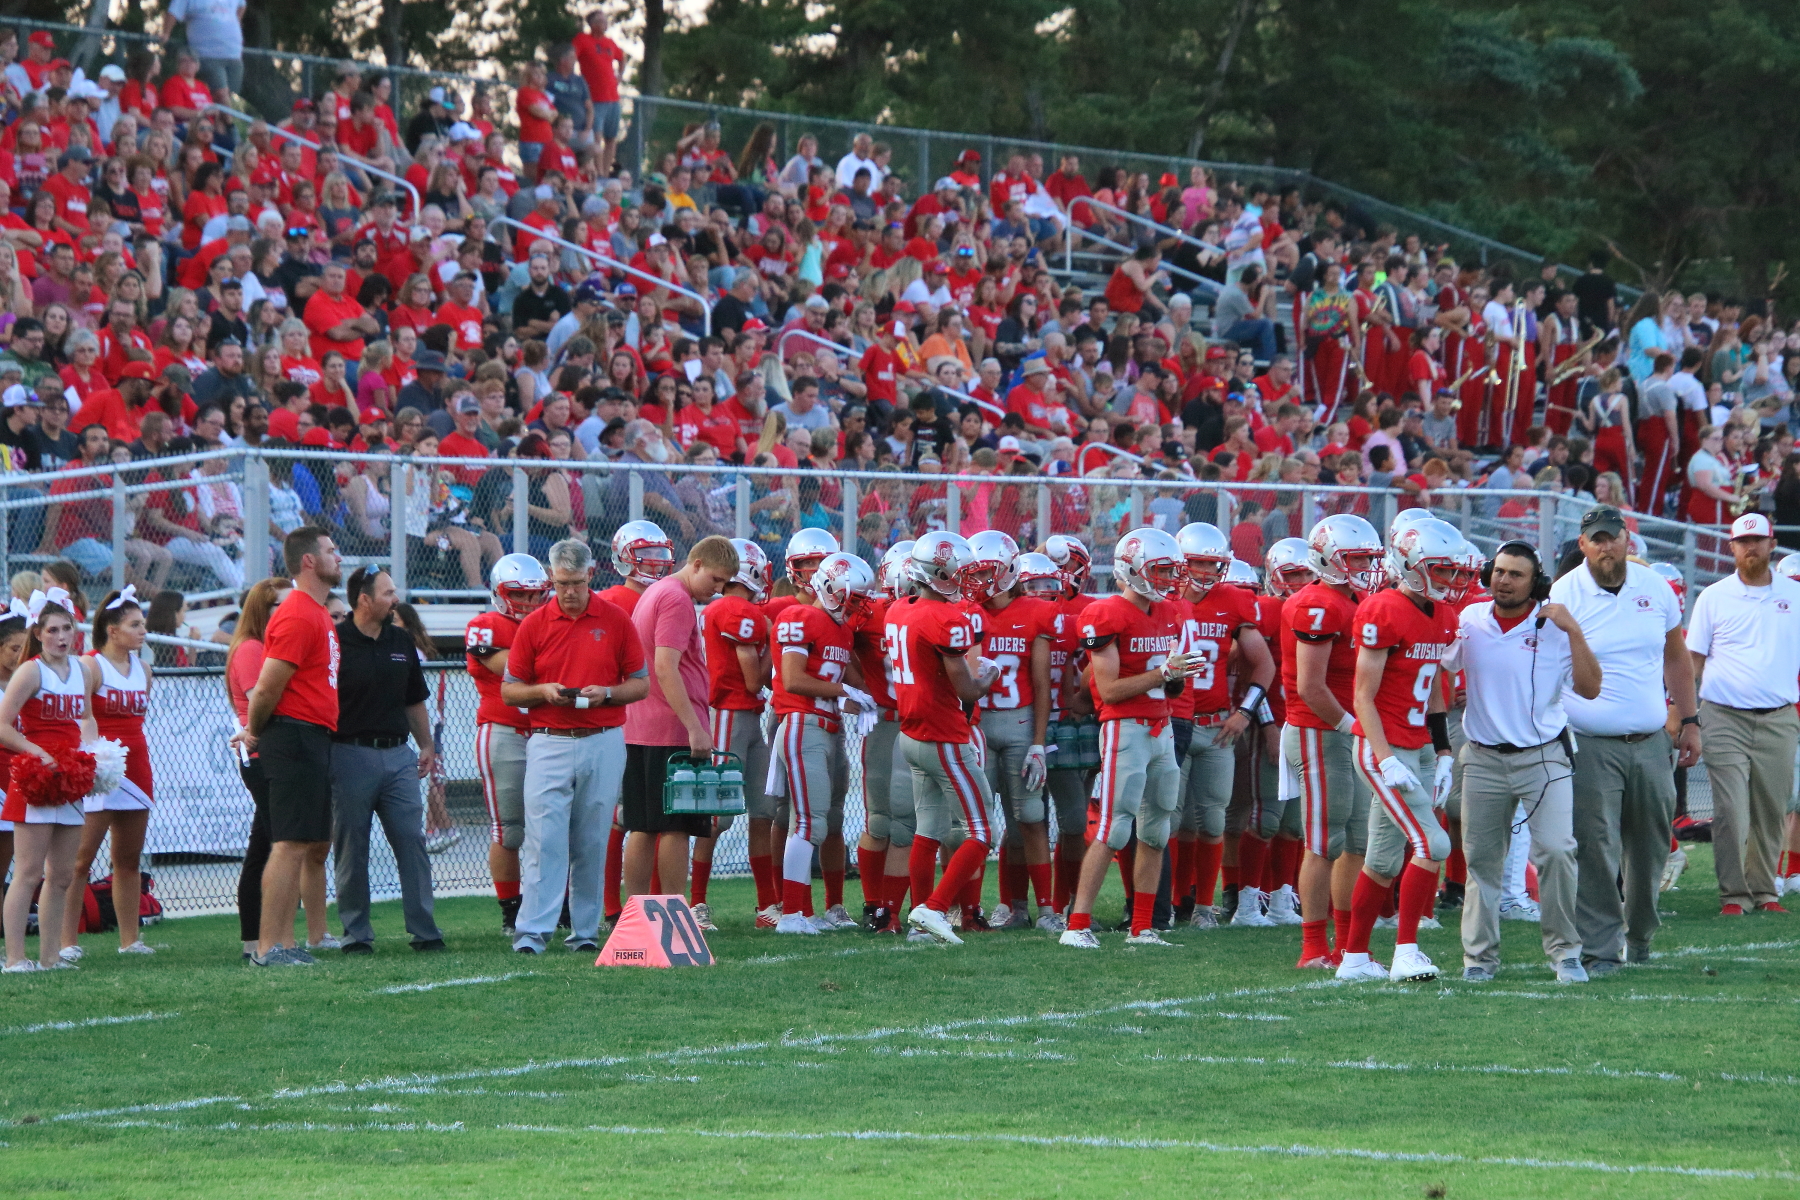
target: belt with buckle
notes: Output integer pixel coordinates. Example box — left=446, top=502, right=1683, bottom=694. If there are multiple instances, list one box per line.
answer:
left=530, top=726, right=607, bottom=739
left=1474, top=734, right=1563, bottom=755
left=1726, top=704, right=1787, bottom=716
left=1591, top=731, right=1658, bottom=744
left=331, top=734, right=408, bottom=749
left=1192, top=709, right=1231, bottom=729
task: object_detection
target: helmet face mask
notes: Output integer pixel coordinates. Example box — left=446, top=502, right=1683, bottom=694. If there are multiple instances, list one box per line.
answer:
left=1308, top=514, right=1387, bottom=596
left=490, top=551, right=550, bottom=618
left=1341, top=549, right=1385, bottom=594
left=1141, top=560, right=1185, bottom=600
left=785, top=528, right=842, bottom=590
left=1014, top=551, right=1063, bottom=599
left=611, top=519, right=675, bottom=587
left=1184, top=555, right=1228, bottom=595
left=1391, top=518, right=1474, bottom=602
left=1114, top=527, right=1185, bottom=602
left=1043, top=534, right=1090, bottom=593
left=963, top=530, right=1020, bottom=603
left=1263, top=536, right=1316, bottom=598
left=814, top=552, right=876, bottom=623
left=788, top=555, right=827, bottom=589
left=1421, top=559, right=1478, bottom=603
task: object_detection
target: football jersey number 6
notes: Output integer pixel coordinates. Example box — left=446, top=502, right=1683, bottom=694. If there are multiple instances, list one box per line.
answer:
left=738, top=618, right=756, bottom=641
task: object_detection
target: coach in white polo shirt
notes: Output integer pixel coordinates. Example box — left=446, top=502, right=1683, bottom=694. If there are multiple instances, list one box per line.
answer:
left=1549, top=505, right=1700, bottom=975
left=1685, top=512, right=1800, bottom=915
left=1449, top=541, right=1602, bottom=983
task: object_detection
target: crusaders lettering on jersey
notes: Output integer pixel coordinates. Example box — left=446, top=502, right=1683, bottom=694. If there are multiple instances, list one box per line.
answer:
left=977, top=595, right=1054, bottom=711
left=1077, top=594, right=1184, bottom=723
left=1351, top=588, right=1460, bottom=749
left=773, top=605, right=853, bottom=720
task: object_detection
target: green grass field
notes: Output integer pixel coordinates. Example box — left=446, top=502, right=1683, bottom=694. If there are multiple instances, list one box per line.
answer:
left=3, top=844, right=1797, bottom=1199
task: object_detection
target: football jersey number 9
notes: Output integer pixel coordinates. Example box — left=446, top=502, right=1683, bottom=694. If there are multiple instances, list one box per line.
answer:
left=1361, top=622, right=1380, bottom=647
left=1406, top=664, right=1439, bottom=726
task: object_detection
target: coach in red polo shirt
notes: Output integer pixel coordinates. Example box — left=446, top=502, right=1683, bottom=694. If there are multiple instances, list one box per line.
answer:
left=231, top=526, right=343, bottom=967
left=501, top=537, right=649, bottom=955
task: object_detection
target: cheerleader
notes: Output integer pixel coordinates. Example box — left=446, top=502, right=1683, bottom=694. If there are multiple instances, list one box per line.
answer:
left=1, top=593, right=99, bottom=973
left=0, top=611, right=29, bottom=928
left=60, top=589, right=156, bottom=959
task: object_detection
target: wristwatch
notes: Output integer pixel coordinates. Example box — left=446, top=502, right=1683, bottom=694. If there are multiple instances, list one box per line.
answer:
left=1680, top=714, right=1699, bottom=728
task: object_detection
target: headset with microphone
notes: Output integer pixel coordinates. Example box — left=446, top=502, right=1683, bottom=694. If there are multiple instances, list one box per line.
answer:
left=1479, top=540, right=1551, bottom=624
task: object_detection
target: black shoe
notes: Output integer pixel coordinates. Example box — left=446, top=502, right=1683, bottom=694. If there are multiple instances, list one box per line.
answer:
left=557, top=898, right=572, bottom=930
left=412, top=939, right=447, bottom=952
left=341, top=941, right=374, bottom=955
left=1438, top=881, right=1465, bottom=911
left=1174, top=899, right=1196, bottom=925
left=962, top=910, right=994, bottom=932
left=866, top=905, right=894, bottom=932
left=499, top=895, right=522, bottom=935
left=862, top=902, right=879, bottom=926
left=1220, top=885, right=1240, bottom=922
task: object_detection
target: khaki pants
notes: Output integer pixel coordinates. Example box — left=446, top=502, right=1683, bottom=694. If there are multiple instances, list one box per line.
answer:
left=1699, top=701, right=1800, bottom=909
left=1572, top=731, right=1675, bottom=968
left=1459, top=740, right=1579, bottom=968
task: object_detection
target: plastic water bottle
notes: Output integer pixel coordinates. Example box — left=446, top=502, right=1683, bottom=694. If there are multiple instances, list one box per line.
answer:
left=719, top=766, right=745, bottom=811
left=1078, top=722, right=1101, bottom=769
left=669, top=766, right=697, bottom=811
left=697, top=765, right=720, bottom=809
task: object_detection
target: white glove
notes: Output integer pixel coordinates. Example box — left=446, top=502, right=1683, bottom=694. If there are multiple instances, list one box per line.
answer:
left=839, top=684, right=875, bottom=715
left=1022, top=745, right=1047, bottom=791
left=1432, top=754, right=1454, bottom=809
left=1334, top=711, right=1356, bottom=735
left=1159, top=653, right=1199, bottom=682
left=1376, top=755, right=1422, bottom=794
left=975, top=656, right=1001, bottom=690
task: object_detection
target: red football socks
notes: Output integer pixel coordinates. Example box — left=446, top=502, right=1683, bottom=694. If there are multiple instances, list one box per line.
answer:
left=857, top=848, right=885, bottom=907
left=1195, top=840, right=1224, bottom=905
left=494, top=879, right=520, bottom=901
left=884, top=873, right=910, bottom=913
left=1171, top=839, right=1196, bottom=903
left=1345, top=873, right=1384, bottom=955
left=1236, top=834, right=1269, bottom=892
left=749, top=854, right=776, bottom=909
left=824, top=867, right=845, bottom=909
left=1222, top=863, right=1240, bottom=889
left=959, top=861, right=985, bottom=910
left=1272, top=837, right=1302, bottom=890
left=1131, top=890, right=1156, bottom=936
left=928, top=839, right=990, bottom=913
left=1027, top=861, right=1053, bottom=911
left=1300, top=919, right=1330, bottom=961
left=690, top=859, right=711, bottom=905
left=908, top=837, right=941, bottom=913
left=1379, top=880, right=1399, bottom=919
left=782, top=878, right=814, bottom=917
left=1114, top=843, right=1135, bottom=896
left=1396, top=862, right=1438, bottom=944
left=1054, top=847, right=1084, bottom=914
left=1332, top=907, right=1352, bottom=951
left=603, top=825, right=625, bottom=917
left=1444, top=845, right=1467, bottom=885
left=1068, top=910, right=1093, bottom=932
left=998, top=846, right=1029, bottom=908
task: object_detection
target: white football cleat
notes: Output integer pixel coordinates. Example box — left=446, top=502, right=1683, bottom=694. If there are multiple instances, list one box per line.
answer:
left=690, top=902, right=718, bottom=931
left=1231, top=886, right=1276, bottom=926
left=1783, top=874, right=1800, bottom=898
left=755, top=904, right=783, bottom=929
left=907, top=904, right=964, bottom=946
left=1416, top=915, right=1443, bottom=931
left=1124, top=929, right=1181, bottom=947
left=1335, top=952, right=1389, bottom=982
left=1189, top=905, right=1221, bottom=929
left=906, top=928, right=935, bottom=943
left=58, top=944, right=84, bottom=963
left=1036, top=910, right=1067, bottom=933
left=775, top=912, right=821, bottom=935
left=1499, top=898, right=1542, bottom=922
left=821, top=904, right=859, bottom=930
left=1059, top=927, right=1101, bottom=949
left=1266, top=885, right=1306, bottom=925
left=1374, top=915, right=1399, bottom=930
left=1389, top=943, right=1439, bottom=982
left=1661, top=847, right=1689, bottom=892
left=989, top=903, right=1015, bottom=928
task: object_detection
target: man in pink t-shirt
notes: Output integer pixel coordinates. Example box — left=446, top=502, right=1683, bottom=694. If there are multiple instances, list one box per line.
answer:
left=621, top=537, right=740, bottom=899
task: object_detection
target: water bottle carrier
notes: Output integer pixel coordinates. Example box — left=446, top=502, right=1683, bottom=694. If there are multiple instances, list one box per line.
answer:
left=662, top=750, right=748, bottom=816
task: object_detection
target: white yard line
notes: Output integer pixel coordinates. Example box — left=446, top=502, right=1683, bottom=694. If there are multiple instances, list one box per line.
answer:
left=374, top=973, right=535, bottom=995
left=3, top=1011, right=178, bottom=1037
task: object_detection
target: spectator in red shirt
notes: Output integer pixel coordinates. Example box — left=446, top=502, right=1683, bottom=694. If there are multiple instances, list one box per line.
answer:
left=158, top=50, right=213, bottom=122
left=303, top=261, right=380, bottom=362
left=574, top=10, right=627, bottom=174
left=858, top=320, right=904, bottom=417
left=1044, top=153, right=1093, bottom=220
left=1253, top=402, right=1303, bottom=457
left=436, top=395, right=492, bottom=484
left=514, top=61, right=557, bottom=173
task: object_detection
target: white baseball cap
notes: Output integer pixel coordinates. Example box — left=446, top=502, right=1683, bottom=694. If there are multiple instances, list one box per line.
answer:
left=997, top=435, right=1023, bottom=454
left=1730, top=512, right=1774, bottom=540
left=98, top=64, right=126, bottom=83
left=3, top=384, right=36, bottom=408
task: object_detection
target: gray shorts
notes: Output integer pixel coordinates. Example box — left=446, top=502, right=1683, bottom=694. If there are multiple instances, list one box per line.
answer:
left=594, top=101, right=622, bottom=141
left=710, top=706, right=772, bottom=830
left=1355, top=738, right=1450, bottom=878
left=774, top=713, right=847, bottom=848
left=1284, top=723, right=1371, bottom=860
left=861, top=718, right=916, bottom=845
left=901, top=732, right=990, bottom=845
left=476, top=722, right=529, bottom=850
left=982, top=707, right=1045, bottom=844
left=1097, top=719, right=1180, bottom=851
left=1178, top=719, right=1235, bottom=837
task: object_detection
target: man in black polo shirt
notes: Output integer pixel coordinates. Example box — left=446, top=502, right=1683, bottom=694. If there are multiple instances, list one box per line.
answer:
left=330, top=566, right=444, bottom=953
left=511, top=253, right=571, bottom=340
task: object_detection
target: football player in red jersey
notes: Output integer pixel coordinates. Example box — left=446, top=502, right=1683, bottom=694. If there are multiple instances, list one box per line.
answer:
left=1038, top=534, right=1095, bottom=918
left=1282, top=514, right=1386, bottom=968
left=599, top=520, right=675, bottom=919
left=1170, top=524, right=1275, bottom=928
left=1238, top=538, right=1316, bottom=926
left=1338, top=519, right=1474, bottom=983
left=854, top=541, right=917, bottom=931
left=702, top=539, right=774, bottom=928
left=465, top=553, right=549, bottom=936
left=889, top=532, right=998, bottom=945
left=964, top=531, right=1058, bottom=930
left=1061, top=528, right=1199, bottom=948
left=765, top=527, right=840, bottom=620
left=772, top=552, right=876, bottom=934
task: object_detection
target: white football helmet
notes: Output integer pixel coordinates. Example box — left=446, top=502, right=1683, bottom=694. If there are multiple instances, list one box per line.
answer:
left=963, top=530, right=1020, bottom=602
left=489, top=552, right=549, bottom=618
left=879, top=540, right=916, bottom=597
left=1113, top=527, right=1185, bottom=602
left=814, top=552, right=877, bottom=623
left=1175, top=522, right=1231, bottom=596
left=1388, top=506, right=1440, bottom=546
left=1307, top=514, right=1386, bottom=595
left=1264, top=537, right=1316, bottom=597
left=611, top=520, right=674, bottom=586
left=1226, top=558, right=1260, bottom=588
left=1016, top=551, right=1065, bottom=598
left=1384, top=515, right=1462, bottom=586
left=908, top=531, right=974, bottom=600
left=1042, top=534, right=1091, bottom=591
left=728, top=537, right=770, bottom=603
left=1391, top=519, right=1478, bottom=603
left=1777, top=552, right=1800, bottom=581
left=785, top=527, right=841, bottom=588
left=1651, top=561, right=1687, bottom=612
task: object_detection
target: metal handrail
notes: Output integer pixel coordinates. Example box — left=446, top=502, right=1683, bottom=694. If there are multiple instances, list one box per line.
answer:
left=1066, top=195, right=1223, bottom=267
left=1053, top=226, right=1211, bottom=292
left=1081, top=442, right=1147, bottom=468
left=208, top=103, right=423, bottom=219
left=936, top=384, right=1007, bottom=424
left=490, top=217, right=713, bottom=337
left=775, top=327, right=855, bottom=364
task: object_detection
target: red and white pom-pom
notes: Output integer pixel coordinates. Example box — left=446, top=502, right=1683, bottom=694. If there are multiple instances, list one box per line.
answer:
left=83, top=738, right=127, bottom=798
left=8, top=749, right=94, bottom=807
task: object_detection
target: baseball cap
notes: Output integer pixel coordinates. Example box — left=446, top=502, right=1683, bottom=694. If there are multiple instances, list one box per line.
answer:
left=533, top=183, right=555, bottom=201
left=997, top=435, right=1023, bottom=455
left=741, top=317, right=768, bottom=334
left=2, top=384, right=35, bottom=407
left=292, top=97, right=316, bottom=114
left=1730, top=512, right=1774, bottom=540
left=219, top=278, right=243, bottom=291
left=119, top=361, right=156, bottom=381
left=428, top=86, right=449, bottom=106
left=57, top=146, right=92, bottom=167
left=455, top=394, right=481, bottom=414
left=99, top=64, right=125, bottom=83
left=225, top=215, right=252, bottom=232
left=925, top=258, right=947, bottom=274
left=573, top=282, right=604, bottom=305
left=647, top=233, right=668, bottom=248
left=1579, top=505, right=1627, bottom=538
left=890, top=320, right=907, bottom=338
left=934, top=177, right=959, bottom=192
left=46, top=57, right=69, bottom=72
left=29, top=31, right=54, bottom=49
left=414, top=349, right=448, bottom=372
